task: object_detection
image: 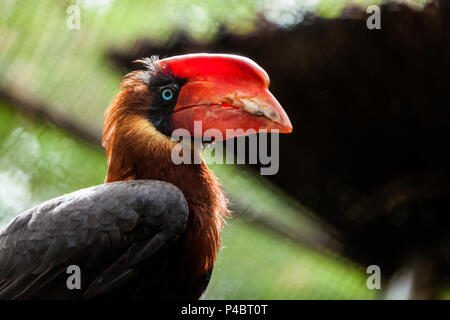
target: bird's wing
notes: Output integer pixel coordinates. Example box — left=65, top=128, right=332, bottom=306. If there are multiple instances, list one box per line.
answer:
left=0, top=180, right=189, bottom=299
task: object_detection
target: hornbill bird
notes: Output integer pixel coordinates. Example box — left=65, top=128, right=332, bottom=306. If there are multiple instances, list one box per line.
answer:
left=0, top=54, right=292, bottom=299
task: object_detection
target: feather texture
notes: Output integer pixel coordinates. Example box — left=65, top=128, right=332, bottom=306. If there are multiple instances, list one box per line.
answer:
left=0, top=180, right=190, bottom=299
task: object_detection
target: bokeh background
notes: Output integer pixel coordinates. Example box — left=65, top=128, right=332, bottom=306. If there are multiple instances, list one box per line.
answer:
left=1, top=0, right=448, bottom=299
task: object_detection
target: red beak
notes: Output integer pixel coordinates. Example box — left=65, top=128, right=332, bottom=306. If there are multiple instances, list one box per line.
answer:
left=158, top=54, right=292, bottom=140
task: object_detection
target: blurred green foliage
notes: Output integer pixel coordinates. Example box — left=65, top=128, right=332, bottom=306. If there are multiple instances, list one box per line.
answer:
left=208, top=219, right=374, bottom=299
left=0, top=102, right=106, bottom=225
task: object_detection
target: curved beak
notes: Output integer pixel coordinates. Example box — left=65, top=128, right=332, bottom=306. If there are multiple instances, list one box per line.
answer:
left=160, top=54, right=292, bottom=141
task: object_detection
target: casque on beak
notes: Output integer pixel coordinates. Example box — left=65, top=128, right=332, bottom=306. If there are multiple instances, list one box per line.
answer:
left=158, top=54, right=292, bottom=140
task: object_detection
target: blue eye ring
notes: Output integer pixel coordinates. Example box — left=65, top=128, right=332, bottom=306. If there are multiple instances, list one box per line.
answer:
left=162, top=88, right=174, bottom=101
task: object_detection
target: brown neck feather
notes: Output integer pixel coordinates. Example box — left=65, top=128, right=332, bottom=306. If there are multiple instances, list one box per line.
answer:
left=103, top=86, right=228, bottom=278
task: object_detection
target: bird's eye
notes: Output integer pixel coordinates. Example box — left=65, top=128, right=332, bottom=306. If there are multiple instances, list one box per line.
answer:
left=162, top=88, right=174, bottom=101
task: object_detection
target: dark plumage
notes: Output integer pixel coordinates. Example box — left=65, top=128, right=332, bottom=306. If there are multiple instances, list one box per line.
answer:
left=0, top=180, right=201, bottom=299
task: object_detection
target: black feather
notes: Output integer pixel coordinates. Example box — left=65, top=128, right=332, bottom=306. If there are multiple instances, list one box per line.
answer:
left=0, top=180, right=201, bottom=299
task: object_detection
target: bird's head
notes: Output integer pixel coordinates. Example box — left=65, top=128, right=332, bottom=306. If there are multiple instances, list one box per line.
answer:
left=103, top=54, right=292, bottom=179
left=102, top=54, right=293, bottom=274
